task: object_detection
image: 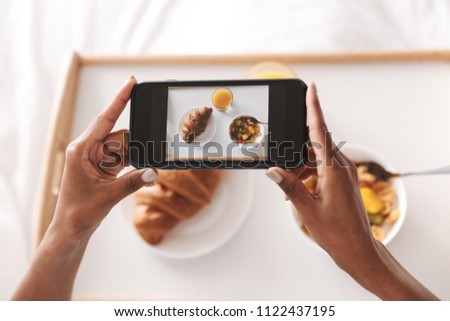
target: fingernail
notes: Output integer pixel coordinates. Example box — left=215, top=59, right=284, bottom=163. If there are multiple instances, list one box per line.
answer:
left=128, top=75, right=137, bottom=83
left=266, top=168, right=283, bottom=184
left=310, top=82, right=318, bottom=94
left=141, top=169, right=158, bottom=183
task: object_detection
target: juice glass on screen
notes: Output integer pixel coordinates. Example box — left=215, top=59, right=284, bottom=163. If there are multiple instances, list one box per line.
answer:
left=211, top=87, right=233, bottom=111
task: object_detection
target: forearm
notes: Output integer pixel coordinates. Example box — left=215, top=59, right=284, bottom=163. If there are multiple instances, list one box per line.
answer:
left=339, top=240, right=439, bottom=301
left=12, top=222, right=91, bottom=301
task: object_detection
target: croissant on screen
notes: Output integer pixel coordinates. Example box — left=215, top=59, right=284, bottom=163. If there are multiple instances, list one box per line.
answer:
left=133, top=169, right=221, bottom=245
left=181, top=106, right=213, bottom=143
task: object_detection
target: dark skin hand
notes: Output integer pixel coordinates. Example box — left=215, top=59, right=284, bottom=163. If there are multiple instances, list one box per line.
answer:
left=266, top=82, right=439, bottom=301
left=13, top=76, right=158, bottom=300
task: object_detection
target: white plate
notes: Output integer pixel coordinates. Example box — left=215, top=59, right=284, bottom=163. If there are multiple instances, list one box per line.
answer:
left=120, top=170, right=253, bottom=259
left=177, top=108, right=217, bottom=145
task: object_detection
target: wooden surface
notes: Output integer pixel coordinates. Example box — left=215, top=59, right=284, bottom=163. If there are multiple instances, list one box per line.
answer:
left=34, top=50, right=450, bottom=249
left=34, top=52, right=81, bottom=251
left=35, top=51, right=450, bottom=300
left=79, top=50, right=450, bottom=65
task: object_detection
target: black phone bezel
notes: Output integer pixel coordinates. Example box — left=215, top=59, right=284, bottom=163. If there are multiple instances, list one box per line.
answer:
left=129, top=79, right=307, bottom=169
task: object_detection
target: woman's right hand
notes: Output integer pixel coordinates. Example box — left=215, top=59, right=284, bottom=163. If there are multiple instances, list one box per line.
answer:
left=266, top=83, right=438, bottom=300
left=266, top=83, right=376, bottom=267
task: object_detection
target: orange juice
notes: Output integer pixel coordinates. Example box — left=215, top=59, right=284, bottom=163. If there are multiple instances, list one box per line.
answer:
left=244, top=61, right=297, bottom=79
left=258, top=72, right=286, bottom=79
left=212, top=88, right=233, bottom=110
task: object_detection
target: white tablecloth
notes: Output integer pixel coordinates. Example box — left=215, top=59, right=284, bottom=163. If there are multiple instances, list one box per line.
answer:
left=1, top=0, right=449, bottom=299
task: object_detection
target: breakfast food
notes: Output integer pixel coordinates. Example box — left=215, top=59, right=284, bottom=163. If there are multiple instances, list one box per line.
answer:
left=133, top=169, right=221, bottom=245
left=356, top=163, right=399, bottom=241
left=229, top=115, right=262, bottom=144
left=212, top=87, right=233, bottom=110
left=181, top=106, right=213, bottom=143
left=301, top=163, right=399, bottom=242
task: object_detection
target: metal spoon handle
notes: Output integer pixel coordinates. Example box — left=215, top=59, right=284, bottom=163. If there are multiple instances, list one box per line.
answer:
left=402, top=164, right=450, bottom=176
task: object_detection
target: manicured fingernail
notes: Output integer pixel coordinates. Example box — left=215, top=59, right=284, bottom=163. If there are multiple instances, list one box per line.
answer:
left=310, top=82, right=318, bottom=94
left=141, top=169, right=158, bottom=183
left=128, top=75, right=137, bottom=84
left=266, top=168, right=283, bottom=184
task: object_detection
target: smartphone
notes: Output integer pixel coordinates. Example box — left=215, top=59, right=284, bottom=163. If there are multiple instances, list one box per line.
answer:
left=129, top=79, right=307, bottom=169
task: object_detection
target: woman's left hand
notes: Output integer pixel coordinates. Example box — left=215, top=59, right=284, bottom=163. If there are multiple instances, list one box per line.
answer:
left=52, top=75, right=158, bottom=239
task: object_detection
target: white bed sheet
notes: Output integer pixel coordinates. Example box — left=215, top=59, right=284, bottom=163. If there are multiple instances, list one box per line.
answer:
left=1, top=0, right=450, bottom=299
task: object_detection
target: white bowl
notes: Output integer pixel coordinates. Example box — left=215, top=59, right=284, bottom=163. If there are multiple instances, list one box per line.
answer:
left=288, top=143, right=407, bottom=247
left=228, top=114, right=266, bottom=146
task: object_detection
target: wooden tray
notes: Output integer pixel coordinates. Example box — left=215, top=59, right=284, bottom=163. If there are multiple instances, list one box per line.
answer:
left=35, top=51, right=450, bottom=299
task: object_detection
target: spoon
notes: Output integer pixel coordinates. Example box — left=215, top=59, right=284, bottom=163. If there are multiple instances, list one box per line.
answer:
left=356, top=161, right=450, bottom=181
left=246, top=116, right=268, bottom=125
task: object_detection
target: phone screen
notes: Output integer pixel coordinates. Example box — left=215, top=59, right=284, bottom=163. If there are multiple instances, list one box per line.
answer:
left=166, top=85, right=269, bottom=162
left=130, top=79, right=307, bottom=169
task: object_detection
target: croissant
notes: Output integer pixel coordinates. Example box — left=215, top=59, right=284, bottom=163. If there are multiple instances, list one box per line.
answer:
left=156, top=170, right=214, bottom=204
left=181, top=106, right=213, bottom=143
left=134, top=184, right=203, bottom=220
left=134, top=205, right=179, bottom=245
left=134, top=169, right=221, bottom=245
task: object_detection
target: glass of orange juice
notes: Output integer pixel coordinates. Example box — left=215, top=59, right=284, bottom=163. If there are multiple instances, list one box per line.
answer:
left=211, top=87, right=233, bottom=110
left=244, top=61, right=297, bottom=79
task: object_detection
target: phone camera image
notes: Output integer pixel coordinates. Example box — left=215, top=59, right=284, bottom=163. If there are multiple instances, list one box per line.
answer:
left=130, top=79, right=307, bottom=169
left=165, top=85, right=269, bottom=163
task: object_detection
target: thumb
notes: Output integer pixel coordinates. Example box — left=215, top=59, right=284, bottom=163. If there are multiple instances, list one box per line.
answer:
left=112, top=168, right=158, bottom=201
left=265, top=167, right=313, bottom=210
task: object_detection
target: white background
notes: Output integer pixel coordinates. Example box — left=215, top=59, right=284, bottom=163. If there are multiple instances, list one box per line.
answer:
left=1, top=301, right=450, bottom=321
left=1, top=0, right=450, bottom=299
